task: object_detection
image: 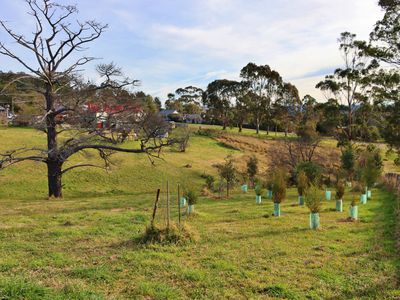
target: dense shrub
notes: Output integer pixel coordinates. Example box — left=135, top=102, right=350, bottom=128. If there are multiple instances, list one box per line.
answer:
left=297, top=171, right=309, bottom=196
left=185, top=190, right=198, bottom=205
left=247, top=155, right=258, bottom=187
left=255, top=185, right=263, bottom=196
left=215, top=155, right=237, bottom=197
left=357, top=145, right=383, bottom=188
left=201, top=174, right=215, bottom=190
left=272, top=167, right=287, bottom=204
left=335, top=180, right=345, bottom=200
left=296, top=161, right=323, bottom=185
left=341, top=145, right=356, bottom=180
left=305, top=184, right=322, bottom=213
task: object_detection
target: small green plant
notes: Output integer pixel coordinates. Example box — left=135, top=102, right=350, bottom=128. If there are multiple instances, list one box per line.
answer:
left=215, top=155, right=237, bottom=198
left=341, top=145, right=356, bottom=181
left=356, top=145, right=383, bottom=190
left=272, top=167, right=287, bottom=204
left=335, top=180, right=345, bottom=200
left=297, top=171, right=309, bottom=196
left=203, top=174, right=215, bottom=190
left=305, top=184, right=322, bottom=213
left=247, top=155, right=258, bottom=187
left=296, top=161, right=323, bottom=185
left=185, top=190, right=198, bottom=205
left=350, top=195, right=358, bottom=207
left=255, top=185, right=263, bottom=196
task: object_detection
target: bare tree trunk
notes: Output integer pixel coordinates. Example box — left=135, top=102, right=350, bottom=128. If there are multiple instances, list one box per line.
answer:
left=238, top=122, right=243, bottom=132
left=348, top=108, right=352, bottom=140
left=47, top=161, right=62, bottom=198
left=45, top=85, right=63, bottom=198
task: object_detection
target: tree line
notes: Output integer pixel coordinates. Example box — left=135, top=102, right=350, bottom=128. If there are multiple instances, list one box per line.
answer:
left=165, top=0, right=399, bottom=161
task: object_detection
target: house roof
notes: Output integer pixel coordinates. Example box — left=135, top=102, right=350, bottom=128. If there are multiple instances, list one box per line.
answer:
left=160, top=109, right=179, bottom=116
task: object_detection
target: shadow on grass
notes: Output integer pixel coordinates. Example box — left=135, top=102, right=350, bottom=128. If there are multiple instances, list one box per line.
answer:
left=333, top=189, right=399, bottom=299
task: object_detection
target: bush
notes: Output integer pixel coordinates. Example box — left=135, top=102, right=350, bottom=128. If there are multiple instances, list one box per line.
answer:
left=350, top=195, right=358, bottom=207
left=335, top=180, right=345, bottom=200
left=255, top=185, right=263, bottom=196
left=140, top=223, right=197, bottom=245
left=296, top=161, right=323, bottom=185
left=215, top=155, right=237, bottom=197
left=185, top=190, right=198, bottom=205
left=195, top=128, right=216, bottom=137
left=202, top=174, right=215, bottom=190
left=357, top=145, right=383, bottom=188
left=341, top=145, right=355, bottom=180
left=297, top=171, right=309, bottom=196
left=247, top=155, right=258, bottom=186
left=305, top=184, right=322, bottom=213
left=266, top=179, right=273, bottom=191
left=272, top=167, right=287, bottom=204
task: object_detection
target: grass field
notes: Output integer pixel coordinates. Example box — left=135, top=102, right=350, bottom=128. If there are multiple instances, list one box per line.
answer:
left=0, top=127, right=399, bottom=299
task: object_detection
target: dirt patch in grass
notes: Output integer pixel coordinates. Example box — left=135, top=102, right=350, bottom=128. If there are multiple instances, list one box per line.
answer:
left=215, top=132, right=340, bottom=174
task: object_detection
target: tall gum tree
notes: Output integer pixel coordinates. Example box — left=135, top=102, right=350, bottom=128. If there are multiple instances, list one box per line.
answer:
left=316, top=32, right=378, bottom=144
left=240, top=63, right=283, bottom=134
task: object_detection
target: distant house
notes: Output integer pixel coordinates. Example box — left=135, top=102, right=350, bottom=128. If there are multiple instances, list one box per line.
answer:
left=184, top=114, right=203, bottom=124
left=0, top=105, right=14, bottom=124
left=160, top=109, right=181, bottom=122
left=84, top=103, right=144, bottom=129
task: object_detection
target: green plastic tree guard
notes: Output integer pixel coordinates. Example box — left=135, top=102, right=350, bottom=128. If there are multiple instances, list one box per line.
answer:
left=309, top=213, right=320, bottom=229
left=298, top=196, right=305, bottom=206
left=256, top=195, right=262, bottom=204
left=180, top=197, right=187, bottom=207
left=266, top=190, right=273, bottom=199
left=360, top=194, right=367, bottom=204
left=273, top=203, right=281, bottom=217
left=188, top=204, right=195, bottom=214
left=350, top=205, right=358, bottom=220
left=336, top=199, right=343, bottom=212
left=241, top=184, right=248, bottom=193
left=325, top=190, right=331, bottom=201
left=367, top=190, right=372, bottom=199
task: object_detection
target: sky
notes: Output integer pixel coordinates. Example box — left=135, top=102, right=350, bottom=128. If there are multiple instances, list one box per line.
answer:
left=0, top=0, right=384, bottom=104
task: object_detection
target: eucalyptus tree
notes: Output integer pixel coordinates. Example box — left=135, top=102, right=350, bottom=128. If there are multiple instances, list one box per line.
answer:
left=240, top=63, right=283, bottom=134
left=203, top=79, right=237, bottom=130
left=175, top=86, right=203, bottom=114
left=275, top=82, right=301, bottom=136
left=316, top=32, right=377, bottom=144
left=231, top=81, right=250, bottom=132
left=0, top=0, right=181, bottom=198
left=366, top=0, right=400, bottom=67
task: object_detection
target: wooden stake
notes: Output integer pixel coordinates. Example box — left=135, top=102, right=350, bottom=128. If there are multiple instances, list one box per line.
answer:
left=167, top=181, right=170, bottom=230
left=151, top=189, right=161, bottom=227
left=178, top=183, right=181, bottom=225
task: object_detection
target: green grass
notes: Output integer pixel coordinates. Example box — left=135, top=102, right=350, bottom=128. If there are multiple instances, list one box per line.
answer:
left=0, top=127, right=399, bottom=299
left=188, top=123, right=297, bottom=140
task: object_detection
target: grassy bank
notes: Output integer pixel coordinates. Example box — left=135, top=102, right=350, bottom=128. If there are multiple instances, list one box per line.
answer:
left=0, top=127, right=398, bottom=299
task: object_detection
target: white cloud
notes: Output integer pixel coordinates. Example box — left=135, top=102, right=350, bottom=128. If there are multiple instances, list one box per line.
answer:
left=0, top=0, right=384, bottom=101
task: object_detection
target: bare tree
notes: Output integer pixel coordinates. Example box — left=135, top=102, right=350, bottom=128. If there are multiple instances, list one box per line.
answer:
left=0, top=0, right=182, bottom=198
